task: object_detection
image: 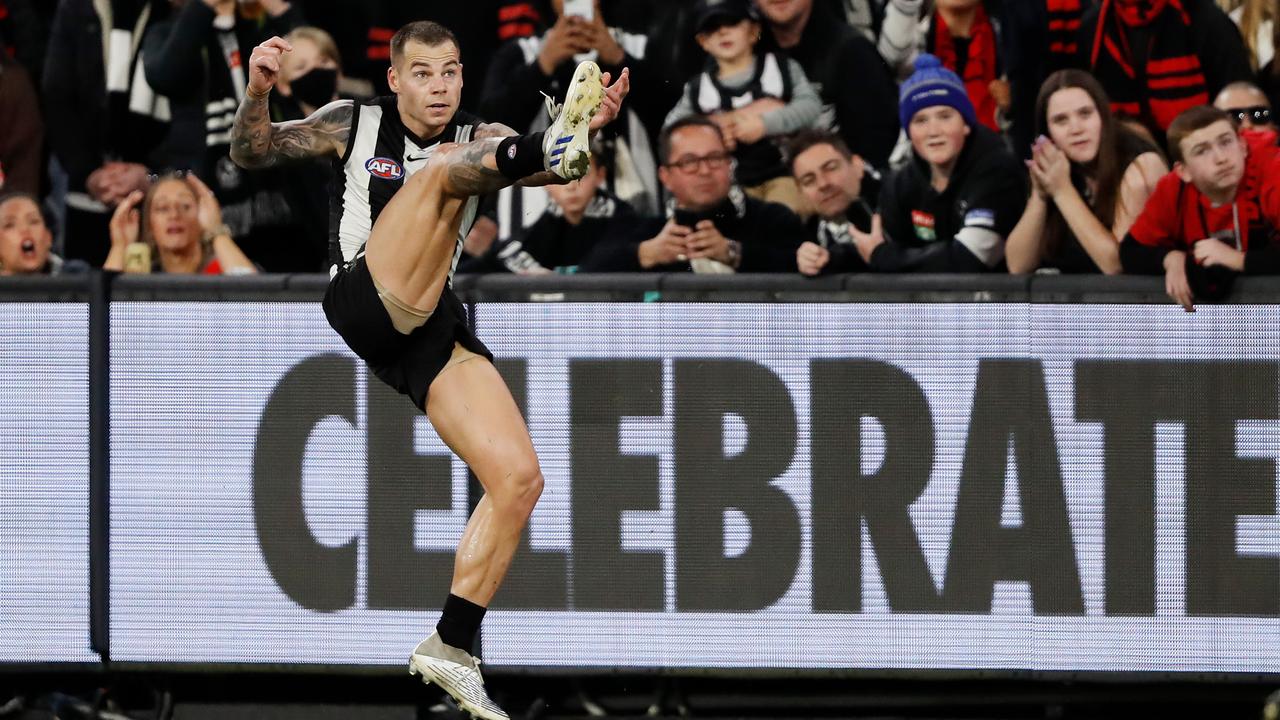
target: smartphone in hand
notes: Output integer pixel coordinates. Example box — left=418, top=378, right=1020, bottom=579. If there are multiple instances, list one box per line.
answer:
left=562, top=0, right=594, bottom=21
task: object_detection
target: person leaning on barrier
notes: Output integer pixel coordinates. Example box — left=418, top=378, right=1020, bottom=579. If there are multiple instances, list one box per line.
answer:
left=0, top=192, right=85, bottom=276
left=104, top=172, right=257, bottom=275
left=787, top=128, right=880, bottom=276
left=846, top=54, right=1026, bottom=273
left=1120, top=105, right=1280, bottom=311
left=1005, top=70, right=1167, bottom=275
left=582, top=115, right=806, bottom=273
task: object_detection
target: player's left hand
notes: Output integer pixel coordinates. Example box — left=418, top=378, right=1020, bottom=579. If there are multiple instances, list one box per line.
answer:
left=589, top=68, right=630, bottom=132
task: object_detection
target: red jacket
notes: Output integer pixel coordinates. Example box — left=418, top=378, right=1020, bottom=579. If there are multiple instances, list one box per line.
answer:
left=1126, top=129, right=1280, bottom=274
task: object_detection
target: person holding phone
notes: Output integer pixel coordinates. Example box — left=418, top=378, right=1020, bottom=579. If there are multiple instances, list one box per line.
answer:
left=479, top=0, right=663, bottom=213
left=583, top=115, right=805, bottom=272
left=102, top=172, right=257, bottom=275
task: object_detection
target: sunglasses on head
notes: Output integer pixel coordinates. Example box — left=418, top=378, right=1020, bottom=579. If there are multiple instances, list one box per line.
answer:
left=1227, top=106, right=1272, bottom=125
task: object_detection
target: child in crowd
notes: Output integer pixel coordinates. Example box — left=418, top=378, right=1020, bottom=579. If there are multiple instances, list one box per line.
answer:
left=664, top=0, right=823, bottom=215
left=849, top=54, right=1025, bottom=272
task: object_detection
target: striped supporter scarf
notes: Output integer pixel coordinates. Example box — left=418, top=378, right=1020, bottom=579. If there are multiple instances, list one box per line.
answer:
left=932, top=4, right=1000, bottom=131
left=1089, top=0, right=1208, bottom=131
left=1046, top=0, right=1084, bottom=67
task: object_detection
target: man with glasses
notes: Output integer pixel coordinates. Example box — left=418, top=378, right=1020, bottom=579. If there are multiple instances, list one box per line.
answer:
left=1214, top=81, right=1276, bottom=133
left=584, top=115, right=805, bottom=272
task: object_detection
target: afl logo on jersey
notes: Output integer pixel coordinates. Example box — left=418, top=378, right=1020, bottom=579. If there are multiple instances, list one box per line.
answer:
left=365, top=157, right=404, bottom=180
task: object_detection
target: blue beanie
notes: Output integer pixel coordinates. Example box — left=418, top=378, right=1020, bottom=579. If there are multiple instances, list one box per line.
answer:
left=898, top=54, right=977, bottom=129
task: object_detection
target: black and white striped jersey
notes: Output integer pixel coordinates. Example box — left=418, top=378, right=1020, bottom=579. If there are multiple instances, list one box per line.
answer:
left=328, top=96, right=482, bottom=279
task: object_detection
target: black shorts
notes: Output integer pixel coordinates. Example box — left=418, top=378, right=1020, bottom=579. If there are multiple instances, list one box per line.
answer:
left=323, top=256, right=493, bottom=410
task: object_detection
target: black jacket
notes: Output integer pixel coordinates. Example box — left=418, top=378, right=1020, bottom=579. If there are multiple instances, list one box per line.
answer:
left=584, top=189, right=805, bottom=273
left=759, top=1, right=899, bottom=170
left=873, top=125, right=1026, bottom=272
left=142, top=0, right=302, bottom=175
left=484, top=190, right=637, bottom=273
left=42, top=0, right=171, bottom=189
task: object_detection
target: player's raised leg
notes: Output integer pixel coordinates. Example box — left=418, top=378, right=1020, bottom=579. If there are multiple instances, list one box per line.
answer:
left=364, top=61, right=614, bottom=321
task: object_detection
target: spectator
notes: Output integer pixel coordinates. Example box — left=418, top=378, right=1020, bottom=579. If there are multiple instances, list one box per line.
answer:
left=976, top=0, right=1096, bottom=159
left=1218, top=0, right=1274, bottom=70
left=879, top=0, right=1010, bottom=132
left=826, top=0, right=884, bottom=42
left=788, top=129, right=881, bottom=275
left=664, top=0, right=822, bottom=216
left=1261, top=24, right=1280, bottom=113
left=585, top=116, right=805, bottom=273
left=1007, top=70, right=1167, bottom=274
left=849, top=54, right=1026, bottom=272
left=269, top=25, right=344, bottom=272
left=757, top=0, right=900, bottom=170
left=104, top=172, right=256, bottom=275
left=0, top=55, right=42, bottom=195
left=482, top=153, right=637, bottom=274
left=0, top=192, right=81, bottom=275
left=1081, top=0, right=1252, bottom=139
left=1121, top=105, right=1280, bottom=310
left=143, top=0, right=313, bottom=272
left=43, top=0, right=173, bottom=266
left=277, top=26, right=343, bottom=118
left=1214, top=80, right=1276, bottom=135
left=481, top=0, right=661, bottom=214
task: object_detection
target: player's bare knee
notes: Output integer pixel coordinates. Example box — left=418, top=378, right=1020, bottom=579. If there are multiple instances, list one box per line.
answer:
left=489, top=455, right=543, bottom=516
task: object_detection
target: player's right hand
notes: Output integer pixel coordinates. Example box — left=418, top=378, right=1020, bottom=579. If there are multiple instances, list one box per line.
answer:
left=248, top=36, right=292, bottom=96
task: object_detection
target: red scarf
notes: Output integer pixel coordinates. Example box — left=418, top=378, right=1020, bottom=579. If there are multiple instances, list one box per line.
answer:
left=932, top=5, right=1000, bottom=131
left=1113, top=0, right=1171, bottom=26
left=1046, top=0, right=1084, bottom=61
left=1089, top=0, right=1205, bottom=131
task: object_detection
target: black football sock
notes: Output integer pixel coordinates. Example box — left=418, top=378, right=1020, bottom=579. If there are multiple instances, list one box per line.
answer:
left=436, top=593, right=487, bottom=652
left=495, top=132, right=547, bottom=180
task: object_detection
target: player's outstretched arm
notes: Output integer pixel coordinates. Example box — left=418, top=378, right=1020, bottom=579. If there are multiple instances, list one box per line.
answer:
left=230, top=37, right=353, bottom=169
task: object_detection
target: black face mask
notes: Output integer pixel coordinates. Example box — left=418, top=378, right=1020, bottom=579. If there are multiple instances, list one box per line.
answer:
left=290, top=67, right=338, bottom=109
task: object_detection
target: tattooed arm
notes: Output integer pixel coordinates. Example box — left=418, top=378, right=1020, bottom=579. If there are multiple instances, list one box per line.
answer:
left=231, top=36, right=353, bottom=169
left=230, top=96, right=354, bottom=170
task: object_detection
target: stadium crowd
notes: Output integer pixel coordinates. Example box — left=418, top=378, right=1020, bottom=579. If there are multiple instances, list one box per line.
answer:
left=2, top=0, right=1280, bottom=309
